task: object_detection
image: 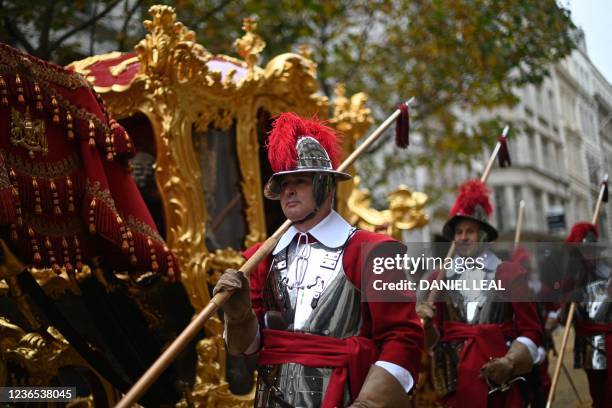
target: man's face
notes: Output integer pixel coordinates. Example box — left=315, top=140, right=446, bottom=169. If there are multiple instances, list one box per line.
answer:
left=279, top=173, right=316, bottom=222
left=454, top=219, right=483, bottom=257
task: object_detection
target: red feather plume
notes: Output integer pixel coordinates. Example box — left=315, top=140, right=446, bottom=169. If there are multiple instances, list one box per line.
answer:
left=566, top=222, right=598, bottom=243
left=267, top=112, right=342, bottom=173
left=449, top=179, right=493, bottom=217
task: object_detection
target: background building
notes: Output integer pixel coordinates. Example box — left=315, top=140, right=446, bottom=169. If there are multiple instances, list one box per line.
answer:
left=426, top=29, right=612, bottom=242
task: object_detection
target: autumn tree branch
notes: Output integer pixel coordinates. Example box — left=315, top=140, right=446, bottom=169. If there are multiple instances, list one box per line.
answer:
left=51, top=0, right=121, bottom=51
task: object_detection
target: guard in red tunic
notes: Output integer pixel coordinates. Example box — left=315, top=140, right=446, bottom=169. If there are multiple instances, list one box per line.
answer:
left=417, top=180, right=543, bottom=407
left=212, top=112, right=423, bottom=407
left=564, top=222, right=611, bottom=408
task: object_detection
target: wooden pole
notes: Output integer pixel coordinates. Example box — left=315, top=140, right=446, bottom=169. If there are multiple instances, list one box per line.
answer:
left=115, top=98, right=415, bottom=408
left=514, top=200, right=525, bottom=247
left=546, top=174, right=608, bottom=407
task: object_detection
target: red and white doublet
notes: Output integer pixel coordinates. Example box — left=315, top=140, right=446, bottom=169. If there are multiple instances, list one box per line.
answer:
left=431, top=252, right=543, bottom=408
left=243, top=210, right=423, bottom=407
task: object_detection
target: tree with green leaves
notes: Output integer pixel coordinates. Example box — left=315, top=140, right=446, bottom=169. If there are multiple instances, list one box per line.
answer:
left=1, top=0, right=576, bottom=203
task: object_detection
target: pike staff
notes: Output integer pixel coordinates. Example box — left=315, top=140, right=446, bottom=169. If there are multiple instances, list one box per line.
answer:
left=115, top=98, right=415, bottom=408
left=514, top=200, right=525, bottom=248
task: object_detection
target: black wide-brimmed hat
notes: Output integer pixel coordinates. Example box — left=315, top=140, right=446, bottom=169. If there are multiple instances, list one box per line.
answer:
left=442, top=179, right=498, bottom=242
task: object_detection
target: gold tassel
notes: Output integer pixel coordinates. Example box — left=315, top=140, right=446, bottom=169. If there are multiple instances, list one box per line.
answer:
left=74, top=236, right=83, bottom=271
left=164, top=246, right=175, bottom=278
left=9, top=170, right=23, bottom=226
left=15, top=74, right=24, bottom=104
left=66, top=111, right=74, bottom=139
left=34, top=81, right=43, bottom=112
left=32, top=177, right=42, bottom=214
left=50, top=180, right=62, bottom=216
left=117, top=216, right=129, bottom=252
left=51, top=95, right=60, bottom=123
left=0, top=75, right=8, bottom=106
left=88, top=120, right=96, bottom=147
left=147, top=238, right=159, bottom=272
left=127, top=230, right=137, bottom=265
left=28, top=227, right=41, bottom=265
left=45, top=236, right=60, bottom=274
left=66, top=176, right=75, bottom=212
left=105, top=132, right=113, bottom=161
left=62, top=238, right=74, bottom=274
left=88, top=198, right=96, bottom=234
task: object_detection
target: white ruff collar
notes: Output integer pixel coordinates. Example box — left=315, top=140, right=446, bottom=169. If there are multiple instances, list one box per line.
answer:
left=272, top=210, right=353, bottom=255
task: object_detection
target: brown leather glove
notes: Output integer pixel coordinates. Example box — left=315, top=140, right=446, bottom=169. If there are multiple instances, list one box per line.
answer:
left=213, top=268, right=252, bottom=321
left=416, top=301, right=439, bottom=349
left=348, top=364, right=412, bottom=408
left=416, top=301, right=435, bottom=322
left=480, top=340, right=533, bottom=385
left=544, top=315, right=558, bottom=334
left=212, top=268, right=258, bottom=355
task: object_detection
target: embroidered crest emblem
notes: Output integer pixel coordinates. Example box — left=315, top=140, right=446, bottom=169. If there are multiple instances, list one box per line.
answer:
left=10, top=107, right=47, bottom=158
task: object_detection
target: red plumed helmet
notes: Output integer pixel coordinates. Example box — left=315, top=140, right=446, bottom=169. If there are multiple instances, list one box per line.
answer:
left=264, top=112, right=351, bottom=200
left=566, top=222, right=598, bottom=243
left=442, top=179, right=498, bottom=241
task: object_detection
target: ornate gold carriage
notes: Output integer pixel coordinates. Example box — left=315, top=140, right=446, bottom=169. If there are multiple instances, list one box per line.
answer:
left=68, top=5, right=429, bottom=405
left=0, top=4, right=428, bottom=406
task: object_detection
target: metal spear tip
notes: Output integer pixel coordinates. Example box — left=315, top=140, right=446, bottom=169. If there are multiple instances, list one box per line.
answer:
left=603, top=173, right=609, bottom=182
left=404, top=97, right=416, bottom=106
left=501, top=125, right=510, bottom=138
left=519, top=200, right=525, bottom=209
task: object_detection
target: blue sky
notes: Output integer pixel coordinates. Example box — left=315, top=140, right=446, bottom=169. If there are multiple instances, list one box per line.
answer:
left=568, top=0, right=612, bottom=83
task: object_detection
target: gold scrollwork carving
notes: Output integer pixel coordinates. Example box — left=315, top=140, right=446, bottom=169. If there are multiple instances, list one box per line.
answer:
left=234, top=17, right=266, bottom=75
left=347, top=176, right=429, bottom=240
left=0, top=316, right=116, bottom=406
left=329, top=83, right=373, bottom=219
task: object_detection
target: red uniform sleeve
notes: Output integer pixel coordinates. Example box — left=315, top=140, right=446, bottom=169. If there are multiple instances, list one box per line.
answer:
left=243, top=243, right=271, bottom=323
left=343, top=230, right=424, bottom=377
left=497, top=260, right=543, bottom=346
left=511, top=302, right=543, bottom=346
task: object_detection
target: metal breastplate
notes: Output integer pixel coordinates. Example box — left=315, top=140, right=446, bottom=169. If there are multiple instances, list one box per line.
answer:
left=574, top=276, right=612, bottom=370
left=432, top=259, right=511, bottom=397
left=256, top=235, right=362, bottom=408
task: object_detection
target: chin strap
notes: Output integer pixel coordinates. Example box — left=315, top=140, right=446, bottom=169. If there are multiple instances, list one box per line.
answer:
left=290, top=207, right=318, bottom=226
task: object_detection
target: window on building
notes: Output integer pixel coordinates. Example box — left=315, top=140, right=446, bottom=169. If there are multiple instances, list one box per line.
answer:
left=549, top=142, right=558, bottom=173
left=586, top=152, right=600, bottom=186
left=514, top=186, right=523, bottom=206
left=548, top=89, right=556, bottom=118
left=523, top=131, right=533, bottom=165
left=541, top=139, right=550, bottom=170
left=534, top=189, right=543, bottom=227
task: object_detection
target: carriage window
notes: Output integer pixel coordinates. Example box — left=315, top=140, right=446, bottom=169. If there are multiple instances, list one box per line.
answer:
left=192, top=123, right=246, bottom=250
left=119, top=113, right=166, bottom=238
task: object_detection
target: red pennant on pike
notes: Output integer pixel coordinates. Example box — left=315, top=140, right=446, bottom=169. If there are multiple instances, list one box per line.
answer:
left=395, top=103, right=409, bottom=148
left=497, top=135, right=512, bottom=167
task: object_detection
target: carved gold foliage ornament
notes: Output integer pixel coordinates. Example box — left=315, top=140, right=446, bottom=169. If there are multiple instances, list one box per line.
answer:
left=234, top=17, right=266, bottom=73
left=347, top=176, right=429, bottom=240
left=330, top=83, right=373, bottom=219
left=10, top=107, right=47, bottom=158
left=0, top=316, right=95, bottom=388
